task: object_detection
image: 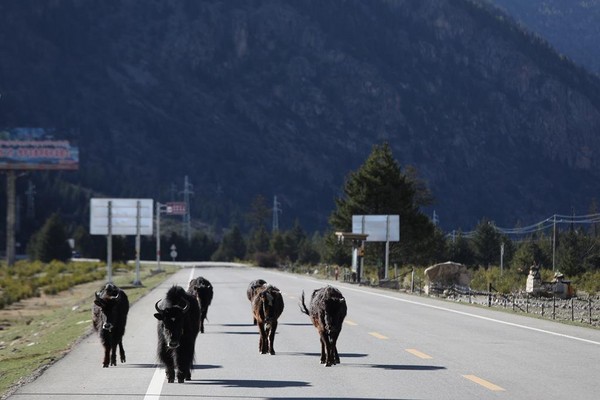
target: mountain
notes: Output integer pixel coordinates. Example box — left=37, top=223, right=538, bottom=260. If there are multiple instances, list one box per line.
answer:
left=1, top=0, right=600, bottom=237
left=485, top=0, right=600, bottom=75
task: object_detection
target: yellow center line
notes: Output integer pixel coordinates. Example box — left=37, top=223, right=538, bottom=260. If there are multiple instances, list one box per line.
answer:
left=405, top=348, right=432, bottom=359
left=368, top=332, right=388, bottom=339
left=344, top=319, right=358, bottom=326
left=463, top=375, right=505, bottom=392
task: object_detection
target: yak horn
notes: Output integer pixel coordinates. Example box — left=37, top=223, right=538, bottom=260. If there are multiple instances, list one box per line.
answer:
left=180, top=298, right=190, bottom=313
left=155, top=300, right=162, bottom=313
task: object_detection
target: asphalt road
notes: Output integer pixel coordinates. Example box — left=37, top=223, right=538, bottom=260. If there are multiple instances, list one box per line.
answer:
left=7, top=264, right=600, bottom=400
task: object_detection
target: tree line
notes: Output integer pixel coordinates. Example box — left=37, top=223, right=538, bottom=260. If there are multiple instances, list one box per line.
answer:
left=23, top=143, right=600, bottom=288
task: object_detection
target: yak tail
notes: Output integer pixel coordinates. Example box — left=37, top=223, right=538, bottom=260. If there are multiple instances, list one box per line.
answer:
left=299, top=291, right=310, bottom=315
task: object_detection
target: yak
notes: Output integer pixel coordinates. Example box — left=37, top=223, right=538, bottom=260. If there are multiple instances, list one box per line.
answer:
left=247, top=279, right=267, bottom=325
left=92, top=283, right=129, bottom=368
left=154, top=285, right=200, bottom=383
left=252, top=284, right=284, bottom=355
left=187, top=276, right=214, bottom=333
left=300, top=285, right=347, bottom=366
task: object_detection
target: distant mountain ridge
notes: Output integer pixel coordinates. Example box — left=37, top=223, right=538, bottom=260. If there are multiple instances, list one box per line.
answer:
left=1, top=0, right=600, bottom=235
left=486, top=0, right=600, bottom=75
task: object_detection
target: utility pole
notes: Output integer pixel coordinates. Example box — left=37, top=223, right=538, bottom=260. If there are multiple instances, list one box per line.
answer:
left=180, top=175, right=194, bottom=242
left=552, top=214, right=557, bottom=272
left=25, top=180, right=35, bottom=219
left=432, top=210, right=439, bottom=226
left=272, top=195, right=282, bottom=232
left=5, top=171, right=16, bottom=266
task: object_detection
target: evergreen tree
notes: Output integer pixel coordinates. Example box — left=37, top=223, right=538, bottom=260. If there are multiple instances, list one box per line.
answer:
left=246, top=195, right=270, bottom=231
left=189, top=232, right=219, bottom=261
left=472, top=219, right=503, bottom=268
left=29, top=213, right=72, bottom=262
left=73, top=224, right=104, bottom=259
left=328, top=142, right=440, bottom=269
left=247, top=225, right=271, bottom=255
left=446, top=230, right=476, bottom=266
left=211, top=225, right=246, bottom=261
left=270, top=231, right=286, bottom=261
left=298, top=238, right=321, bottom=265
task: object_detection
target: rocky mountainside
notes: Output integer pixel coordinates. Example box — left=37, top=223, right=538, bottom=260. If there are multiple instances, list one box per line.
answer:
left=485, top=0, right=600, bottom=75
left=1, top=0, right=600, bottom=234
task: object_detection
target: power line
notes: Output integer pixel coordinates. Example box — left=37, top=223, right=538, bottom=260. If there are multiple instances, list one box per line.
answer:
left=451, top=213, right=600, bottom=239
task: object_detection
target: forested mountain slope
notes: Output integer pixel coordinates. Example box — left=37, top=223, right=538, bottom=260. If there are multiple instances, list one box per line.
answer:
left=1, top=0, right=600, bottom=237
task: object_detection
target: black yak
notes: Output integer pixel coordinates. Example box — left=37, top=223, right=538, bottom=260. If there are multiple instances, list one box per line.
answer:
left=300, top=285, right=347, bottom=366
left=252, top=284, right=284, bottom=355
left=154, top=285, right=200, bottom=383
left=92, top=283, right=129, bottom=368
left=187, top=276, right=214, bottom=333
left=247, top=279, right=267, bottom=325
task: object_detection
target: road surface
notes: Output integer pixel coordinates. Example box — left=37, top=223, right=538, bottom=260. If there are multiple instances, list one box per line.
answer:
left=7, top=264, right=600, bottom=399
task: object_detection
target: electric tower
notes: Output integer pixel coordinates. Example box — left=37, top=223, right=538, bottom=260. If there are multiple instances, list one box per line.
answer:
left=272, top=195, right=282, bottom=232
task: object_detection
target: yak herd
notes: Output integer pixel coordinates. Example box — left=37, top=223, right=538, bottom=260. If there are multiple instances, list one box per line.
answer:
left=92, top=276, right=347, bottom=383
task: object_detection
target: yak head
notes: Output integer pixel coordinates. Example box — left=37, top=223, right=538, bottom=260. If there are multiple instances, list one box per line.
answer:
left=154, top=297, right=190, bottom=349
left=94, top=284, right=122, bottom=332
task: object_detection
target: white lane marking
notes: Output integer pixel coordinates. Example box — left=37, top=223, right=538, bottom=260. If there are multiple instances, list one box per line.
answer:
left=144, top=267, right=196, bottom=399
left=340, top=285, right=600, bottom=346
left=144, top=367, right=164, bottom=399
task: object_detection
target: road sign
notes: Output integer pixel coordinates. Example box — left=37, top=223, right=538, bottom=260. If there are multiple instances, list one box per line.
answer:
left=352, top=215, right=400, bottom=242
left=90, top=198, right=154, bottom=235
left=165, top=202, right=186, bottom=215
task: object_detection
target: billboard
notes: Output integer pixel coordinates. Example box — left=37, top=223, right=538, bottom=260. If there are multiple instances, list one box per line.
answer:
left=0, top=140, right=79, bottom=170
left=352, top=215, right=400, bottom=242
left=90, top=198, right=154, bottom=235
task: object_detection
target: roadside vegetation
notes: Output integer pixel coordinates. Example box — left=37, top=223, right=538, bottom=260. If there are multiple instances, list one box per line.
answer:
left=0, top=261, right=176, bottom=398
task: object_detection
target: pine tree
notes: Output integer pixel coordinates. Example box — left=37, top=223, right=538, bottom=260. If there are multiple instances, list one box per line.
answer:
left=328, top=142, right=440, bottom=267
left=30, top=213, right=72, bottom=262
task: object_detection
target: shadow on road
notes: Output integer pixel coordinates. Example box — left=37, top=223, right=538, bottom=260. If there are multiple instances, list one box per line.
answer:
left=186, top=379, right=310, bottom=388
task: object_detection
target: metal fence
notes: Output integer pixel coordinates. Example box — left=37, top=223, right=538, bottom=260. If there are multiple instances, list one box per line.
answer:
left=425, top=282, right=600, bottom=327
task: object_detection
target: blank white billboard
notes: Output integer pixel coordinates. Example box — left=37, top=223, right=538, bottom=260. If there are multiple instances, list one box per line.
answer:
left=90, top=198, right=154, bottom=235
left=352, top=215, right=400, bottom=242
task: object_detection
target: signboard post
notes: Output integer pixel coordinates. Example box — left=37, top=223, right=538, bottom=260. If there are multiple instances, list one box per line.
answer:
left=335, top=232, right=369, bottom=283
left=90, top=198, right=153, bottom=285
left=352, top=215, right=400, bottom=280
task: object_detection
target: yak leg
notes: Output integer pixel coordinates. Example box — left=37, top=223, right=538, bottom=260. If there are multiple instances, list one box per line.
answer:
left=176, top=348, right=193, bottom=383
left=330, top=331, right=341, bottom=364
left=110, top=343, right=118, bottom=366
left=319, top=334, right=327, bottom=365
left=119, top=340, right=126, bottom=363
left=160, top=347, right=176, bottom=383
left=268, top=321, right=277, bottom=355
left=102, top=345, right=110, bottom=368
left=257, top=323, right=268, bottom=354
left=200, top=308, right=207, bottom=333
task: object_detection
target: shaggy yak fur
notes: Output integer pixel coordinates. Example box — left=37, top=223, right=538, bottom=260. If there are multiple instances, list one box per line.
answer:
left=154, top=285, right=200, bottom=383
left=300, top=285, right=347, bottom=366
left=92, top=283, right=129, bottom=368
left=247, top=279, right=267, bottom=325
left=252, top=284, right=284, bottom=355
left=187, top=276, right=214, bottom=333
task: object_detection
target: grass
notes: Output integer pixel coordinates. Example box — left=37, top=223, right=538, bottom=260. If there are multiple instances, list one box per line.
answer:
left=0, top=263, right=176, bottom=399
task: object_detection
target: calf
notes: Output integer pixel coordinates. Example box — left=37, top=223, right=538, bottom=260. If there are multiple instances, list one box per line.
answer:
left=92, top=283, right=129, bottom=368
left=300, top=285, right=347, bottom=366
left=187, top=276, right=214, bottom=333
left=247, top=279, right=267, bottom=325
left=252, top=284, right=284, bottom=355
left=154, top=285, right=200, bottom=383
